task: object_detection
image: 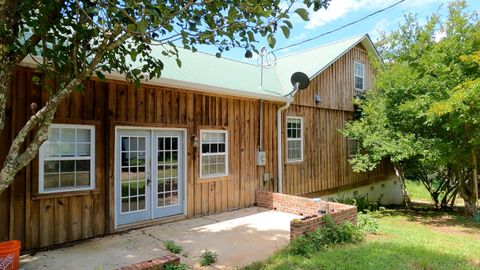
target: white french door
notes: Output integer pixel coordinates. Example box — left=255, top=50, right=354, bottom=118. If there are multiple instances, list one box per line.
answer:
left=115, top=129, right=184, bottom=226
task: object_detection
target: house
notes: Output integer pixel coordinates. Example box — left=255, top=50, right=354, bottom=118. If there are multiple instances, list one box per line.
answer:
left=0, top=34, right=398, bottom=251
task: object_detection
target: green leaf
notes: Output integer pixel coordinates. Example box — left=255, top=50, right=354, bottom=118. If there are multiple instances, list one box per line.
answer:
left=176, top=58, right=182, bottom=68
left=267, top=34, right=276, bottom=49
left=294, top=8, right=309, bottom=21
left=95, top=71, right=105, bottom=81
left=244, top=50, right=253, bottom=59
left=281, top=26, right=290, bottom=39
left=215, top=52, right=221, bottom=58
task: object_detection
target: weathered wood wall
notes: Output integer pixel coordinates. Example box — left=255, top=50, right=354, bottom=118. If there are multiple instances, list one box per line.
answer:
left=0, top=44, right=391, bottom=250
left=0, top=67, right=281, bottom=250
left=283, top=44, right=392, bottom=196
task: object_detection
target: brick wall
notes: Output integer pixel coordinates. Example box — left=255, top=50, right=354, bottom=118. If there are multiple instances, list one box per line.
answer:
left=255, top=191, right=357, bottom=240
left=113, top=254, right=180, bottom=270
left=255, top=190, right=328, bottom=216
left=290, top=206, right=357, bottom=239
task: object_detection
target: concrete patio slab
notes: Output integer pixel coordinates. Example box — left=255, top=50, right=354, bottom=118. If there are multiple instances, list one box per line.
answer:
left=20, top=207, right=299, bottom=270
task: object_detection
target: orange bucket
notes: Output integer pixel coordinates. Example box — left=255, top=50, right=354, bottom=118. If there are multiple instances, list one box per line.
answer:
left=0, top=240, right=21, bottom=270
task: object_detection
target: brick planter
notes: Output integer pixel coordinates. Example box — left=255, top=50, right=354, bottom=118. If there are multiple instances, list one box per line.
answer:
left=255, top=191, right=357, bottom=240
left=113, top=254, right=180, bottom=270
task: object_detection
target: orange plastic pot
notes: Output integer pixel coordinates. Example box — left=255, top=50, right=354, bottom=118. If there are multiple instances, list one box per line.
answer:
left=0, top=240, right=21, bottom=270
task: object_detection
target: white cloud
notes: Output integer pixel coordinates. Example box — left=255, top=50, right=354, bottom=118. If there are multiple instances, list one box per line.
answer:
left=306, top=0, right=393, bottom=29
left=305, top=0, right=450, bottom=30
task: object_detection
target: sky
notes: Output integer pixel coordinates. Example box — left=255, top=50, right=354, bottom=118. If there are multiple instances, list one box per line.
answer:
left=195, top=0, right=480, bottom=63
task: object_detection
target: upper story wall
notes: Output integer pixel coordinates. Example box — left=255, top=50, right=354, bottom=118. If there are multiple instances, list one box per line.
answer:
left=292, top=44, right=375, bottom=111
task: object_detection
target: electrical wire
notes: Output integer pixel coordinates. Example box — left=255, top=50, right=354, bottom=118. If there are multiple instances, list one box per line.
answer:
left=274, top=0, right=406, bottom=52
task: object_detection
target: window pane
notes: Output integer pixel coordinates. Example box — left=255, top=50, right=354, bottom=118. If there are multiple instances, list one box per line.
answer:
left=121, top=137, right=129, bottom=151
left=201, top=144, right=209, bottom=153
left=60, top=160, right=75, bottom=173
left=61, top=128, right=76, bottom=142
left=76, top=143, right=91, bottom=156
left=76, top=160, right=90, bottom=172
left=48, top=128, right=60, bottom=142
left=355, top=77, right=363, bottom=89
left=130, top=137, right=137, bottom=151
left=59, top=173, right=75, bottom=187
left=46, top=143, right=60, bottom=157
left=219, top=143, right=226, bottom=153
left=60, top=143, right=75, bottom=157
left=44, top=161, right=59, bottom=173
left=76, top=172, right=90, bottom=186
left=44, top=174, right=59, bottom=189
left=211, top=143, right=218, bottom=153
left=138, top=137, right=145, bottom=151
left=77, top=129, right=91, bottom=142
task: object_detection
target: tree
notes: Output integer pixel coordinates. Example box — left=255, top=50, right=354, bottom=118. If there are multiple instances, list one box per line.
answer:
left=343, top=0, right=480, bottom=214
left=0, top=0, right=331, bottom=193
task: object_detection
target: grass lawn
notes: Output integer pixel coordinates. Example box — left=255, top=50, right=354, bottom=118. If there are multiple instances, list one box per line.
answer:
left=244, top=206, right=480, bottom=270
left=405, top=180, right=432, bottom=202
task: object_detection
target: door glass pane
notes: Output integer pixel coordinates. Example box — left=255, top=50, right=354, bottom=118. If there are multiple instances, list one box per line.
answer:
left=157, top=136, right=180, bottom=207
left=120, top=135, right=147, bottom=213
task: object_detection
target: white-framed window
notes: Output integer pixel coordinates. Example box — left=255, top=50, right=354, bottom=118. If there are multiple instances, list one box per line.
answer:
left=354, top=61, right=365, bottom=91
left=286, top=116, right=303, bottom=162
left=348, top=138, right=360, bottom=158
left=38, top=124, right=95, bottom=193
left=200, top=130, right=228, bottom=178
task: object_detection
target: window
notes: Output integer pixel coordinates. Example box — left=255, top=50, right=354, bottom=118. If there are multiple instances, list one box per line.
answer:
left=39, top=124, right=95, bottom=193
left=286, top=117, right=303, bottom=162
left=354, top=61, right=365, bottom=91
left=200, top=130, right=228, bottom=178
left=348, top=138, right=360, bottom=158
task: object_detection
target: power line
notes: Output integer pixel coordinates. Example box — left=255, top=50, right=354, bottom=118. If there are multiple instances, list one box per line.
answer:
left=274, top=0, right=406, bottom=52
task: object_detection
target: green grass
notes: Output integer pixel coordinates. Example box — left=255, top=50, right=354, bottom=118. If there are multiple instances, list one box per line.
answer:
left=405, top=180, right=432, bottom=202
left=244, top=207, right=480, bottom=270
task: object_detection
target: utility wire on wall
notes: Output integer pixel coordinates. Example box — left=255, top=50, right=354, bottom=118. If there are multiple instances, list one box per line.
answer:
left=274, top=0, right=406, bottom=52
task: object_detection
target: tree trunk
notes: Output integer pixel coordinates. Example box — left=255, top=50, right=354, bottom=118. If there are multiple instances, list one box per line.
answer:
left=0, top=78, right=80, bottom=193
left=0, top=0, right=18, bottom=131
left=471, top=148, right=478, bottom=215
left=393, top=162, right=411, bottom=207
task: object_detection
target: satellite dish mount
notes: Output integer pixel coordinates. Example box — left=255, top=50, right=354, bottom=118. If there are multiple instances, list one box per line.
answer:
left=285, top=72, right=310, bottom=97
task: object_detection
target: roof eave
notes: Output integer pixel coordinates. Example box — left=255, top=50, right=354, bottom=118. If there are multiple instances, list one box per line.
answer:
left=18, top=56, right=290, bottom=103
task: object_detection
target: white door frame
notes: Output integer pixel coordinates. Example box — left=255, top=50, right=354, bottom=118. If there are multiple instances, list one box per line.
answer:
left=114, top=126, right=188, bottom=229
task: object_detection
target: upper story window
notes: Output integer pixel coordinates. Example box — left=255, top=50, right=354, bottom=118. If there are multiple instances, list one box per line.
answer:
left=39, top=124, right=95, bottom=193
left=348, top=138, right=360, bottom=158
left=286, top=116, right=303, bottom=162
left=354, top=61, right=365, bottom=91
left=200, top=130, right=228, bottom=178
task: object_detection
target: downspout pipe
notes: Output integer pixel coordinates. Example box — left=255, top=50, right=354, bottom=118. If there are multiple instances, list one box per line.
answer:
left=277, top=99, right=292, bottom=193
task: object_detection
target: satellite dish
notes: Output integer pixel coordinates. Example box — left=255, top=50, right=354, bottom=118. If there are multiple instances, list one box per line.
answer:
left=290, top=72, right=310, bottom=90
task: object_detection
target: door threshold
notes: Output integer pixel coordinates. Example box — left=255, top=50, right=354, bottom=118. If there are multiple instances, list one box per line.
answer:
left=115, top=214, right=187, bottom=233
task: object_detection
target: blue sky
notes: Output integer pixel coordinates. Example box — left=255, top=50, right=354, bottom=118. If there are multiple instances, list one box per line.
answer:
left=195, top=0, right=480, bottom=63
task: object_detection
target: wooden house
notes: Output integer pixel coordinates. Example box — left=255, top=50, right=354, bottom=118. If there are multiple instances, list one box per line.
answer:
left=0, top=34, right=394, bottom=250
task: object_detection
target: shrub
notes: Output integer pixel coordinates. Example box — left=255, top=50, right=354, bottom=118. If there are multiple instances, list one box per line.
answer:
left=334, top=193, right=381, bottom=213
left=199, top=250, right=217, bottom=266
left=164, top=240, right=183, bottom=254
left=164, top=263, right=190, bottom=270
left=288, top=215, right=365, bottom=256
left=357, top=213, right=379, bottom=234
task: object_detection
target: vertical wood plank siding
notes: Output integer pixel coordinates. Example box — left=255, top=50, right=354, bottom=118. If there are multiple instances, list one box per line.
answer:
left=0, top=67, right=280, bottom=250
left=0, top=44, right=391, bottom=250
left=283, top=45, right=392, bottom=196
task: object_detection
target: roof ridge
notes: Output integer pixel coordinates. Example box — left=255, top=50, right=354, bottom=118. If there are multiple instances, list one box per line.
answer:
left=276, top=33, right=367, bottom=60
left=176, top=46, right=260, bottom=67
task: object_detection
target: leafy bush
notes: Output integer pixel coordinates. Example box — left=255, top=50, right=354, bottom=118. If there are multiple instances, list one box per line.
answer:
left=334, top=193, right=381, bottom=213
left=289, top=215, right=365, bottom=256
left=164, top=240, right=183, bottom=254
left=199, top=250, right=217, bottom=266
left=164, top=263, right=190, bottom=270
left=357, top=213, right=379, bottom=234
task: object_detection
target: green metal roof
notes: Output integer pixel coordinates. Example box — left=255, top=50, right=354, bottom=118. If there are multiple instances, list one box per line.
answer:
left=129, top=34, right=379, bottom=101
